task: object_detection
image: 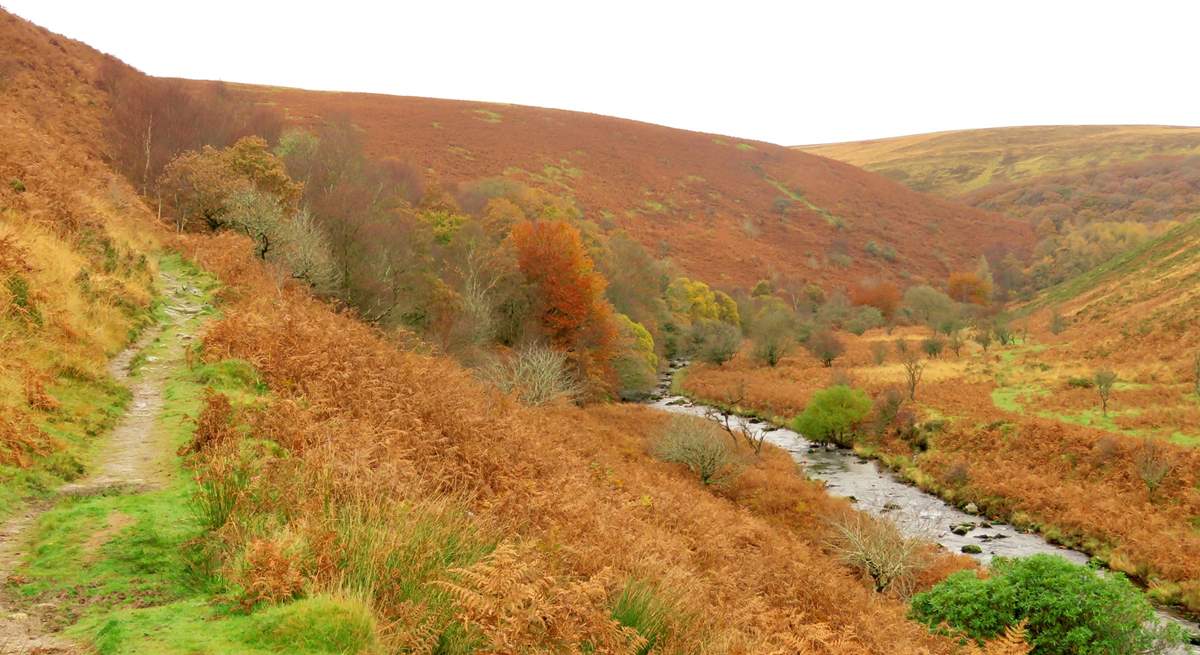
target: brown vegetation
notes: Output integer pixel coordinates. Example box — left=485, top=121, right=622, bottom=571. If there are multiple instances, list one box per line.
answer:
left=216, top=83, right=1033, bottom=290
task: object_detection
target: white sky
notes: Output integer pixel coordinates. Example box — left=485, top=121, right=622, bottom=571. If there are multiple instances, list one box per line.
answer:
left=8, top=1, right=1199, bottom=145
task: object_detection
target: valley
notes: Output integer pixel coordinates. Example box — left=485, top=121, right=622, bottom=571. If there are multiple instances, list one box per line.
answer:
left=0, top=6, right=1198, bottom=654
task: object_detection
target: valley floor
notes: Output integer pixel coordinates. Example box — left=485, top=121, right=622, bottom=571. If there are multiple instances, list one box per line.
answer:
left=680, top=325, right=1200, bottom=616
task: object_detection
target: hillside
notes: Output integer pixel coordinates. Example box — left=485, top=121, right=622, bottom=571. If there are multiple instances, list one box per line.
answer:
left=214, top=83, right=1033, bottom=289
left=1026, top=217, right=1200, bottom=377
left=0, top=10, right=1015, bottom=654
left=800, top=125, right=1200, bottom=197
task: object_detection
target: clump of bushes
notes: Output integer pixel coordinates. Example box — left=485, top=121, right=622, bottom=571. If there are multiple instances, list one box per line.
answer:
left=689, top=319, right=741, bottom=366
left=1066, top=376, right=1094, bottom=389
left=791, top=385, right=871, bottom=447
left=910, top=554, right=1186, bottom=654
left=654, top=415, right=741, bottom=487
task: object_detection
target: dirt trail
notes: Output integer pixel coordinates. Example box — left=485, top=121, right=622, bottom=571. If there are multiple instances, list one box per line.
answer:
left=0, top=272, right=203, bottom=654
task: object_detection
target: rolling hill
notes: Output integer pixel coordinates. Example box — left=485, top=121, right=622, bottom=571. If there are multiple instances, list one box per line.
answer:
left=800, top=125, right=1200, bottom=197
left=211, top=83, right=1033, bottom=289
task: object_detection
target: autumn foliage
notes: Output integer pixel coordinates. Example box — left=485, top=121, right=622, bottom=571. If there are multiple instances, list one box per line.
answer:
left=850, top=279, right=902, bottom=319
left=512, top=219, right=618, bottom=394
left=947, top=271, right=991, bottom=305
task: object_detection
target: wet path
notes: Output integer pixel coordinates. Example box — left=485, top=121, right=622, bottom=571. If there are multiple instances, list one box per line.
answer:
left=0, top=271, right=204, bottom=654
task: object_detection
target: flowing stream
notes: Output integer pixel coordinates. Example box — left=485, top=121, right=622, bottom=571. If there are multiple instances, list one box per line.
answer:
left=648, top=361, right=1200, bottom=649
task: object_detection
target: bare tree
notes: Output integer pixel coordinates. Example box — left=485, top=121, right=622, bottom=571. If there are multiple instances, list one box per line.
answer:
left=703, top=381, right=769, bottom=454
left=901, top=352, right=926, bottom=401
left=1094, top=369, right=1118, bottom=416
left=1134, top=439, right=1173, bottom=503
left=828, top=512, right=929, bottom=597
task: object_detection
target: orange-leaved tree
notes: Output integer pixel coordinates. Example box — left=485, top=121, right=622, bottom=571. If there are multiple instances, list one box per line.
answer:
left=511, top=219, right=617, bottom=395
left=850, top=279, right=902, bottom=320
left=947, top=271, right=992, bottom=305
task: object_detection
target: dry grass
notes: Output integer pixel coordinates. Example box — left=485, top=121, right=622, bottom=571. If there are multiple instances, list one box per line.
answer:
left=177, top=230, right=978, bottom=653
left=0, top=10, right=161, bottom=467
left=684, top=325, right=1200, bottom=612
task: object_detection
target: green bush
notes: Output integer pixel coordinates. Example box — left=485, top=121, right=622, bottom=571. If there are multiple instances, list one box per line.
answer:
left=909, top=554, right=1186, bottom=654
left=1066, top=376, right=1094, bottom=389
left=791, top=385, right=871, bottom=447
left=846, top=306, right=884, bottom=336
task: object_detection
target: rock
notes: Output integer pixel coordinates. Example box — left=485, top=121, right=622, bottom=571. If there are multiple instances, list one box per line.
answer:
left=847, top=496, right=858, bottom=503
left=951, top=523, right=974, bottom=536
left=979, top=521, right=992, bottom=529
left=824, top=443, right=837, bottom=451
left=882, top=502, right=902, bottom=511
left=961, top=544, right=983, bottom=554
left=964, top=502, right=979, bottom=515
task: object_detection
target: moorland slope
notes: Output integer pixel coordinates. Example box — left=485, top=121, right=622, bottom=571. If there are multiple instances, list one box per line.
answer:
left=215, top=83, right=1033, bottom=288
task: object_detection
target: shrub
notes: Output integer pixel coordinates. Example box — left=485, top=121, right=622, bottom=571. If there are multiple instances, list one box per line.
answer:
left=973, top=329, right=993, bottom=353
left=869, top=341, right=888, bottom=365
left=901, top=352, right=926, bottom=400
left=805, top=329, right=844, bottom=368
left=909, top=555, right=1186, bottom=654
left=791, top=385, right=871, bottom=447
left=845, top=306, right=884, bottom=335
left=828, top=512, right=928, bottom=597
left=1049, top=309, right=1066, bottom=335
left=870, top=388, right=904, bottom=437
left=1134, top=439, right=1174, bottom=503
left=750, top=303, right=795, bottom=367
left=1193, top=351, right=1200, bottom=399
left=654, top=415, right=741, bottom=487
left=1066, top=376, right=1094, bottom=389
left=1093, top=369, right=1117, bottom=415
left=902, top=285, right=959, bottom=327
left=479, top=344, right=581, bottom=405
left=689, top=319, right=741, bottom=366
left=921, top=335, right=945, bottom=358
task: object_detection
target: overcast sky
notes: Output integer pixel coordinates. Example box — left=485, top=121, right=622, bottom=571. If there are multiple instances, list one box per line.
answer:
left=8, top=1, right=1198, bottom=145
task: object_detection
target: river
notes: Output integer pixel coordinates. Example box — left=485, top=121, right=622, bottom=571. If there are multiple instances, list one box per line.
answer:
left=649, top=361, right=1200, bottom=650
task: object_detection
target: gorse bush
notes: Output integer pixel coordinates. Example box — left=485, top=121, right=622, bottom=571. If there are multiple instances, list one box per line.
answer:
left=654, top=415, right=741, bottom=486
left=910, top=555, right=1186, bottom=654
left=791, top=385, right=871, bottom=447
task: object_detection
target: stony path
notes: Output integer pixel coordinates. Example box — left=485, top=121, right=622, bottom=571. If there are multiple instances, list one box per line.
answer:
left=0, top=272, right=203, bottom=654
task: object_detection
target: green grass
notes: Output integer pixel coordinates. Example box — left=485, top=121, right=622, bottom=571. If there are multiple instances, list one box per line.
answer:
left=611, top=580, right=676, bottom=655
left=764, top=177, right=847, bottom=229
left=1, top=253, right=347, bottom=655
left=471, top=109, right=502, bottom=123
